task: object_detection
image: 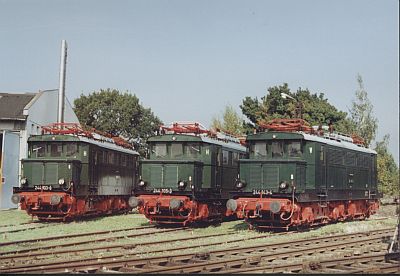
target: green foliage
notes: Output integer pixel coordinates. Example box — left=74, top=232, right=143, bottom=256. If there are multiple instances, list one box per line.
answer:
left=240, top=83, right=352, bottom=134
left=348, top=75, right=378, bottom=147
left=73, top=89, right=162, bottom=154
left=374, top=134, right=399, bottom=197
left=211, top=105, right=245, bottom=136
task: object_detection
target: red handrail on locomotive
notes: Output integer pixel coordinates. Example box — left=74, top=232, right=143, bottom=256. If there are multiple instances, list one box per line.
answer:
left=41, top=122, right=134, bottom=150
left=258, top=118, right=313, bottom=133
left=161, top=122, right=210, bottom=135
left=258, top=118, right=366, bottom=147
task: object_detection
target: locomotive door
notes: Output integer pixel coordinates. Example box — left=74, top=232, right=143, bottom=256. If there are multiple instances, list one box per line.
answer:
left=318, top=145, right=328, bottom=206
left=90, top=148, right=99, bottom=188
left=213, top=146, right=222, bottom=190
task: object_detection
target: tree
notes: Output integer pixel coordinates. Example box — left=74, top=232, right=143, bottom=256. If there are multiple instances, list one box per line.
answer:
left=73, top=89, right=162, bottom=154
left=240, top=83, right=353, bottom=134
left=211, top=105, right=245, bottom=136
left=348, top=75, right=378, bottom=147
left=374, top=134, right=399, bottom=197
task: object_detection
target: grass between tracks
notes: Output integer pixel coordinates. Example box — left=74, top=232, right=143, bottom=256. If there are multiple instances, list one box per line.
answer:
left=0, top=205, right=397, bottom=262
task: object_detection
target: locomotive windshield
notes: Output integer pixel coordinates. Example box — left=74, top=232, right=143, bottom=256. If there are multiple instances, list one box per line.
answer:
left=152, top=143, right=167, bottom=158
left=271, top=141, right=284, bottom=158
left=31, top=143, right=46, bottom=158
left=186, top=143, right=200, bottom=157
left=249, top=140, right=302, bottom=158
left=288, top=141, right=302, bottom=157
left=150, top=142, right=202, bottom=159
left=251, top=142, right=267, bottom=158
left=171, top=143, right=184, bottom=157
left=49, top=143, right=63, bottom=157
left=29, top=142, right=80, bottom=158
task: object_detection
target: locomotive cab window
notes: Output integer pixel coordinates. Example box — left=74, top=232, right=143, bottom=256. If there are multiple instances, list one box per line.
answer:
left=49, top=143, right=63, bottom=157
left=251, top=142, right=267, bottom=158
left=32, top=143, right=46, bottom=158
left=271, top=141, right=283, bottom=158
left=152, top=143, right=167, bottom=158
left=288, top=141, right=302, bottom=157
left=171, top=143, right=183, bottom=158
left=186, top=143, right=200, bottom=158
left=65, top=143, right=78, bottom=157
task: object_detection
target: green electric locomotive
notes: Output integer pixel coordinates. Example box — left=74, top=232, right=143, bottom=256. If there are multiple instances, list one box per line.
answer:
left=129, top=122, right=247, bottom=225
left=226, top=119, right=380, bottom=230
left=11, top=123, right=139, bottom=221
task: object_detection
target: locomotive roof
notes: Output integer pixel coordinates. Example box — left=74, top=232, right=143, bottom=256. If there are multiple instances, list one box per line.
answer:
left=147, top=134, right=246, bottom=152
left=247, top=131, right=377, bottom=155
left=28, top=134, right=139, bottom=155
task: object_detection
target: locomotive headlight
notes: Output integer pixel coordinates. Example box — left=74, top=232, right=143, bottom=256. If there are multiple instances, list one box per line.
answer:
left=178, top=180, right=187, bottom=190
left=235, top=181, right=246, bottom=189
left=138, top=180, right=146, bottom=187
left=279, top=181, right=288, bottom=189
left=58, top=178, right=65, bottom=185
left=11, top=194, right=21, bottom=204
left=20, top=177, right=27, bottom=186
left=50, top=194, right=61, bottom=206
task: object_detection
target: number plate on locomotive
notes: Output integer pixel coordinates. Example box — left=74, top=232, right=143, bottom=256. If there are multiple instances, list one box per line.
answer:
left=34, top=185, right=53, bottom=191
left=152, top=188, right=173, bottom=194
left=252, top=189, right=272, bottom=195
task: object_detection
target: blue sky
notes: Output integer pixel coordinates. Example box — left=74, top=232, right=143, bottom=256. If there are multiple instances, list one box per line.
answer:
left=0, top=0, right=398, bottom=162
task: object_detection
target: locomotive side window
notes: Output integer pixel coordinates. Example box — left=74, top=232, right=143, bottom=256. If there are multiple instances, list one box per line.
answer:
left=153, top=143, right=167, bottom=158
left=49, top=143, right=63, bottom=157
left=66, top=143, right=78, bottom=157
left=232, top=152, right=239, bottom=166
left=320, top=145, right=324, bottom=161
left=121, top=154, right=127, bottom=166
left=288, top=141, right=302, bottom=157
left=98, top=150, right=104, bottom=164
left=32, top=143, right=46, bottom=157
left=186, top=143, right=200, bottom=157
left=171, top=143, right=183, bottom=157
left=251, top=142, right=267, bottom=158
left=271, top=141, right=283, bottom=158
left=222, top=150, right=229, bottom=165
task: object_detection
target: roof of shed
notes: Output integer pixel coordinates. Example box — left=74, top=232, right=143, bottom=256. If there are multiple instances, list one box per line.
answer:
left=0, top=93, right=37, bottom=120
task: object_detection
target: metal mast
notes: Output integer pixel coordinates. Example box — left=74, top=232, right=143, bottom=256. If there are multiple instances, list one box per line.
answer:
left=57, top=40, right=67, bottom=123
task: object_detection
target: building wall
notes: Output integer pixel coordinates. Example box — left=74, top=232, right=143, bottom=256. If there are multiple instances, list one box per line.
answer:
left=26, top=89, right=79, bottom=136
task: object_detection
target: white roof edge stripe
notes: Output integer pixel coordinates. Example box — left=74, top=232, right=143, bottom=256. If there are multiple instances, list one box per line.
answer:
left=201, top=136, right=246, bottom=151
left=77, top=136, right=139, bottom=155
left=301, top=133, right=376, bottom=154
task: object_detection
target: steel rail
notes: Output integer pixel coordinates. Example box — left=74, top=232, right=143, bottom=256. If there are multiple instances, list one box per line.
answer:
left=131, top=234, right=389, bottom=273
left=0, top=227, right=188, bottom=257
left=220, top=252, right=399, bottom=274
left=0, top=230, right=244, bottom=261
left=0, top=227, right=393, bottom=274
left=0, top=225, right=156, bottom=247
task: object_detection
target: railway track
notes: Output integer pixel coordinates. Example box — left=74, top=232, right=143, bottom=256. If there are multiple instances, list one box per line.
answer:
left=0, top=227, right=394, bottom=274
left=220, top=252, right=400, bottom=273
left=0, top=226, right=188, bottom=257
